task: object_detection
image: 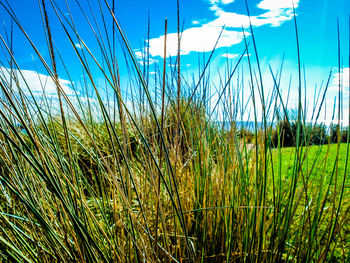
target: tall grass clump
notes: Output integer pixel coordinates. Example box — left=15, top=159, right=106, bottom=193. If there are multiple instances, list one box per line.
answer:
left=0, top=0, right=349, bottom=262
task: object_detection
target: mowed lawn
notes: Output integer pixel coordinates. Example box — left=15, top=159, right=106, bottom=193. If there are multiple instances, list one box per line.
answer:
left=267, top=143, right=350, bottom=259
left=272, top=143, right=349, bottom=185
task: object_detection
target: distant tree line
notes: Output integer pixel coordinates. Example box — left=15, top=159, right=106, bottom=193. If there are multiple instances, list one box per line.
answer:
left=271, top=118, right=349, bottom=148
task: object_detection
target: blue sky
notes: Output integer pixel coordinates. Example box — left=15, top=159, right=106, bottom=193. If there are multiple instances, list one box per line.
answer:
left=0, top=0, right=349, bottom=124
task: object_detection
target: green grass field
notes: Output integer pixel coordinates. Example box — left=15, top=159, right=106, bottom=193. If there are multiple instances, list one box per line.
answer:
left=269, top=143, right=350, bottom=261
left=270, top=143, right=350, bottom=193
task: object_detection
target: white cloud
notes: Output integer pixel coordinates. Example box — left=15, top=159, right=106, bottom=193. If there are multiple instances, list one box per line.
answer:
left=209, top=0, right=235, bottom=5
left=135, top=51, right=158, bottom=65
left=208, top=1, right=297, bottom=28
left=75, top=43, right=83, bottom=49
left=134, top=51, right=143, bottom=59
left=222, top=53, right=239, bottom=59
left=142, top=0, right=299, bottom=57
left=258, top=0, right=299, bottom=10
left=330, top=68, right=350, bottom=93
left=222, top=0, right=235, bottom=3
left=0, top=67, right=75, bottom=97
left=138, top=58, right=158, bottom=66
left=147, top=25, right=246, bottom=57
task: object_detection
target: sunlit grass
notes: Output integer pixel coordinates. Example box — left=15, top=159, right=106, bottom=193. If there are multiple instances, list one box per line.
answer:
left=0, top=0, right=349, bottom=262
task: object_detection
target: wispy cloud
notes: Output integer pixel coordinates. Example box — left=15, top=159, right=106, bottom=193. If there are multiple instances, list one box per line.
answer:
left=146, top=26, right=246, bottom=57
left=209, top=0, right=235, bottom=4
left=75, top=43, right=83, bottom=49
left=142, top=0, right=299, bottom=58
left=134, top=51, right=158, bottom=65
left=0, top=67, right=75, bottom=97
left=330, top=67, right=350, bottom=93
left=222, top=53, right=239, bottom=59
